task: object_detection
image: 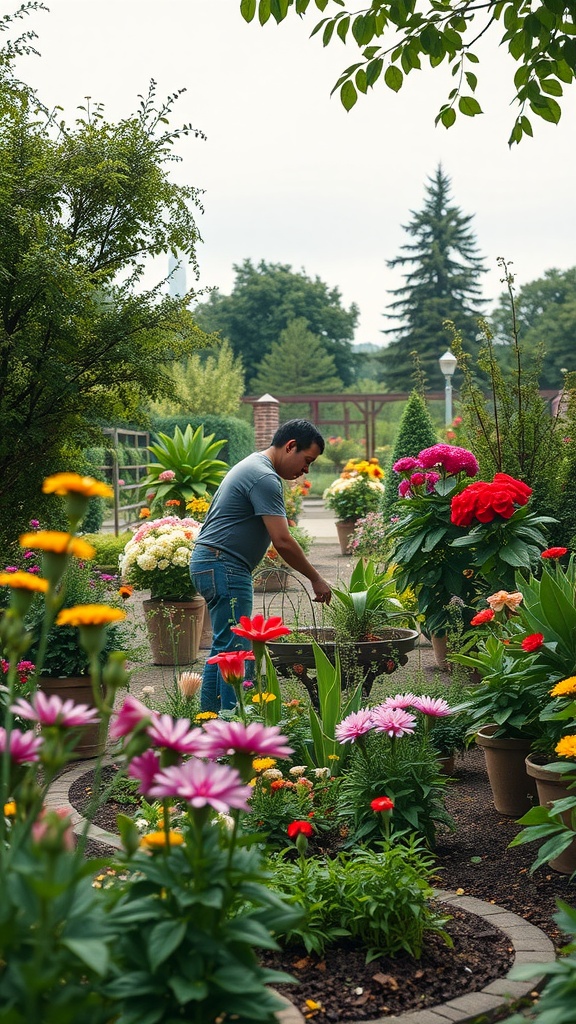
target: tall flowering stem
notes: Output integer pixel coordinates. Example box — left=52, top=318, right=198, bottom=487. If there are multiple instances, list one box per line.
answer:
left=230, top=614, right=290, bottom=716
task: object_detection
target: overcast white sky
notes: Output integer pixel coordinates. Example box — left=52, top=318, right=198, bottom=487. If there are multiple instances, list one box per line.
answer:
left=15, top=0, right=576, bottom=348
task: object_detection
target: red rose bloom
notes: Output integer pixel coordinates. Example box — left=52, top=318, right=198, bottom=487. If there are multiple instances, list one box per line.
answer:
left=370, top=796, right=394, bottom=812
left=541, top=547, right=568, bottom=559
left=470, top=608, right=495, bottom=626
left=287, top=819, right=314, bottom=838
left=521, top=633, right=544, bottom=652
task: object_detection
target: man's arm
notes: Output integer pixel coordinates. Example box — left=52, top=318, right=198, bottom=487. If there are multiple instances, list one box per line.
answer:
left=263, top=515, right=332, bottom=604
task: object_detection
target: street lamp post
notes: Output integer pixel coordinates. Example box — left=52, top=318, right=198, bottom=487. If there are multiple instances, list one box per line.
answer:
left=439, top=349, right=458, bottom=428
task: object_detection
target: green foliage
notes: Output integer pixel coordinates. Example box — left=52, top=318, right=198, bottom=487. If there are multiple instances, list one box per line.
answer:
left=379, top=167, right=487, bottom=392
left=304, top=642, right=363, bottom=775
left=381, top=390, right=438, bottom=522
left=328, top=557, right=412, bottom=641
left=192, top=258, right=359, bottom=388
left=150, top=339, right=246, bottom=417
left=0, top=63, right=211, bottom=549
left=151, top=414, right=254, bottom=467
left=267, top=842, right=451, bottom=960
left=509, top=774, right=576, bottom=875
left=252, top=317, right=343, bottom=395
left=241, top=1, right=576, bottom=143
left=141, top=424, right=229, bottom=505
left=339, top=731, right=453, bottom=848
left=81, top=533, right=133, bottom=571
left=507, top=901, right=576, bottom=1024
left=241, top=771, right=342, bottom=850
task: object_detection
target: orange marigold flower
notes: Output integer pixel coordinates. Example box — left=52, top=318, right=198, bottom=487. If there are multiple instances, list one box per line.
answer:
left=118, top=585, right=133, bottom=600
left=139, top=507, right=151, bottom=519
left=56, top=604, right=126, bottom=627
left=42, top=473, right=113, bottom=499
left=165, top=499, right=181, bottom=507
left=555, top=735, right=576, bottom=759
left=270, top=779, right=285, bottom=791
left=0, top=572, right=49, bottom=593
left=19, top=532, right=96, bottom=560
left=550, top=677, right=576, bottom=697
left=139, top=830, right=184, bottom=849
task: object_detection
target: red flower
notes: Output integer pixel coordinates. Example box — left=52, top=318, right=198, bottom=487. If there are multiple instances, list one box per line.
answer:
left=287, top=819, right=314, bottom=838
left=521, top=633, right=544, bottom=652
left=230, top=614, right=291, bottom=643
left=541, top=547, right=568, bottom=559
left=370, top=796, right=394, bottom=813
left=206, top=650, right=255, bottom=684
left=270, top=780, right=285, bottom=791
left=470, top=608, right=495, bottom=626
left=451, top=475, right=532, bottom=527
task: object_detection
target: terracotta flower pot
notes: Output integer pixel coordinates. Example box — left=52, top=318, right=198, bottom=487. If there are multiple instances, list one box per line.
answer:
left=525, top=754, right=576, bottom=874
left=475, top=724, right=537, bottom=817
left=38, top=676, right=106, bottom=760
left=143, top=596, right=206, bottom=666
left=335, top=519, right=357, bottom=555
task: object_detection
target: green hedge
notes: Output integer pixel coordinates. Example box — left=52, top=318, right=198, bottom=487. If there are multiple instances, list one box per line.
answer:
left=150, top=414, right=254, bottom=467
left=82, top=532, right=133, bottom=571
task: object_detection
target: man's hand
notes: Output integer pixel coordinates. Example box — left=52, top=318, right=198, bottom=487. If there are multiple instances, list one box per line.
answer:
left=311, top=575, right=332, bottom=605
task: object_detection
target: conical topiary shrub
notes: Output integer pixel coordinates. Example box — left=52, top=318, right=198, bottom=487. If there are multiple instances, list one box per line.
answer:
left=381, top=391, right=438, bottom=522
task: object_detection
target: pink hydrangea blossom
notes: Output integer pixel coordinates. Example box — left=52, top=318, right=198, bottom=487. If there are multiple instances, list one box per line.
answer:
left=147, top=715, right=209, bottom=755
left=371, top=706, right=417, bottom=738
left=200, top=719, right=293, bottom=760
left=109, top=695, right=153, bottom=740
left=411, top=696, right=452, bottom=717
left=128, top=749, right=162, bottom=796
left=393, top=456, right=421, bottom=474
left=11, top=693, right=100, bottom=728
left=418, top=444, right=479, bottom=478
left=0, top=727, right=43, bottom=763
left=130, top=515, right=200, bottom=545
left=334, top=708, right=374, bottom=744
left=149, top=758, right=252, bottom=813
left=158, top=470, right=176, bottom=482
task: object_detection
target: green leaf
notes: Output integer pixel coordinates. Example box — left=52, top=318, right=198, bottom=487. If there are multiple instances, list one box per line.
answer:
left=336, top=15, right=350, bottom=42
left=240, top=0, right=257, bottom=21
left=61, top=938, right=109, bottom=976
left=458, top=95, right=482, bottom=116
left=439, top=106, right=456, bottom=128
left=340, top=80, right=358, bottom=111
left=384, top=65, right=403, bottom=92
left=147, top=920, right=187, bottom=971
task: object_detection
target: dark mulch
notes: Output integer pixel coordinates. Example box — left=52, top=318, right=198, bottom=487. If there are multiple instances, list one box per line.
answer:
left=68, top=750, right=575, bottom=1022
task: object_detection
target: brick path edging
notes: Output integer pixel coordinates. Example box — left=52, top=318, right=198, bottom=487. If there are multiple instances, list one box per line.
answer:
left=48, top=761, right=555, bottom=1024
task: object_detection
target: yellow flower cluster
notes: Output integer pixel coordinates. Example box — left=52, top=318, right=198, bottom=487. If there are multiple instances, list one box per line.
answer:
left=550, top=677, right=576, bottom=697
left=343, top=457, right=384, bottom=481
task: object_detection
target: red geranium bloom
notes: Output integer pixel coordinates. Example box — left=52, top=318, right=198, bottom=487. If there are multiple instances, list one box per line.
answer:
left=521, top=633, right=544, bottom=652
left=470, top=608, right=495, bottom=626
left=287, top=819, right=314, bottom=838
left=370, top=796, right=394, bottom=812
left=230, top=614, right=291, bottom=643
left=541, top=547, right=568, bottom=559
left=206, top=650, right=255, bottom=683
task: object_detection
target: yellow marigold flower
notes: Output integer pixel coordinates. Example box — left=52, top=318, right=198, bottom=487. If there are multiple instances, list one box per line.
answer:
left=19, top=531, right=96, bottom=560
left=327, top=754, right=339, bottom=761
left=139, top=507, right=151, bottom=519
left=0, top=572, right=49, bottom=593
left=252, top=757, right=277, bottom=771
left=3, top=801, right=16, bottom=817
left=550, top=677, right=576, bottom=697
left=56, top=604, right=126, bottom=627
left=251, top=692, right=276, bottom=703
left=195, top=711, right=218, bottom=721
left=42, top=473, right=113, bottom=499
left=555, top=735, right=576, bottom=759
left=139, top=830, right=185, bottom=849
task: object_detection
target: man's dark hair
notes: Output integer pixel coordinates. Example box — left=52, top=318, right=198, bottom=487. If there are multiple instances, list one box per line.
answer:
left=271, top=419, right=325, bottom=453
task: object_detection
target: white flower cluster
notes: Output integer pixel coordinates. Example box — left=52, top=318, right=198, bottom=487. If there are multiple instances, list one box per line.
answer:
left=119, top=521, right=201, bottom=577
left=323, top=474, right=385, bottom=499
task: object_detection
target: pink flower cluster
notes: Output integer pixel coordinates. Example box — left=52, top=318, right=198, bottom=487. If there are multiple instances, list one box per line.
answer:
left=1, top=658, right=36, bottom=685
left=393, top=445, right=479, bottom=498
left=109, top=696, right=294, bottom=816
left=335, top=693, right=452, bottom=744
left=130, top=515, right=201, bottom=544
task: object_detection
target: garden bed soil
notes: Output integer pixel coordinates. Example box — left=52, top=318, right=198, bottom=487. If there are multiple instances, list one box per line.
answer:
left=70, top=749, right=574, bottom=1022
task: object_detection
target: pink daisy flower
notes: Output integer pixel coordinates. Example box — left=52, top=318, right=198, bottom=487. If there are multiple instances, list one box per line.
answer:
left=371, top=706, right=417, bottom=738
left=11, top=693, right=99, bottom=729
left=128, top=749, right=162, bottom=796
left=200, top=719, right=293, bottom=760
left=0, top=727, right=43, bottom=763
left=147, top=715, right=209, bottom=755
left=334, top=708, right=374, bottom=744
left=149, top=759, right=252, bottom=813
left=411, top=696, right=452, bottom=717
left=110, top=695, right=153, bottom=740
left=378, top=692, right=420, bottom=710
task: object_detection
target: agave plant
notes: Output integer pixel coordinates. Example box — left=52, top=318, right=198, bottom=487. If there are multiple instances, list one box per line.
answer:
left=141, top=424, right=228, bottom=507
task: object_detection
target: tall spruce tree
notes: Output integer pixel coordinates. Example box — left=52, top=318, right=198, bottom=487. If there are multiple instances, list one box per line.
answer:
left=378, top=167, right=487, bottom=392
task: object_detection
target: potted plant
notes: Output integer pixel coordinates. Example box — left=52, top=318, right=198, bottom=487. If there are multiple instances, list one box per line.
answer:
left=119, top=515, right=205, bottom=666
left=140, top=423, right=228, bottom=517
left=253, top=522, right=313, bottom=593
left=323, top=458, right=385, bottom=554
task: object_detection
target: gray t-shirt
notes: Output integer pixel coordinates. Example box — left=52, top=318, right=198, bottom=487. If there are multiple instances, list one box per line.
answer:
left=195, top=452, right=286, bottom=571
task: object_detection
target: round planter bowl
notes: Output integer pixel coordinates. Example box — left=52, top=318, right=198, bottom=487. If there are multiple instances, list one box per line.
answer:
left=525, top=754, right=576, bottom=874
left=268, top=626, right=419, bottom=672
left=475, top=724, right=537, bottom=817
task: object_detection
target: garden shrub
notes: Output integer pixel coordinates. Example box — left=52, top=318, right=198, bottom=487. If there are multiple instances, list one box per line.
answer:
left=81, top=532, right=133, bottom=571
left=267, top=842, right=451, bottom=960
left=380, top=390, right=438, bottom=522
left=151, top=413, right=254, bottom=467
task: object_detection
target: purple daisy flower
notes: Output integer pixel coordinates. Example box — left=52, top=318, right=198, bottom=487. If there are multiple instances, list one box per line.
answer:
left=411, top=696, right=452, bottom=717
left=377, top=692, right=420, bottom=710
left=110, top=695, right=153, bottom=740
left=147, top=715, right=209, bottom=755
left=128, top=749, right=162, bottom=796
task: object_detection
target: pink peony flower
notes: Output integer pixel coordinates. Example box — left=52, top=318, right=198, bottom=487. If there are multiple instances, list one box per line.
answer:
left=149, top=758, right=252, bottom=813
left=11, top=693, right=100, bottom=728
left=0, top=727, right=43, bottom=763
left=128, top=749, right=162, bottom=796
left=371, top=706, right=417, bottom=738
left=411, top=696, right=452, bottom=717
left=147, top=715, right=209, bottom=755
left=109, top=695, right=153, bottom=740
left=334, top=708, right=374, bottom=744
left=200, top=719, right=293, bottom=760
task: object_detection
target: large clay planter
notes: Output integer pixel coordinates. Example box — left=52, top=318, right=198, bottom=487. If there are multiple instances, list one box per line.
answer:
left=143, top=596, right=206, bottom=666
left=335, top=519, right=357, bottom=555
left=525, top=754, right=576, bottom=874
left=431, top=633, right=450, bottom=672
left=476, top=724, right=537, bottom=817
left=38, top=676, right=106, bottom=760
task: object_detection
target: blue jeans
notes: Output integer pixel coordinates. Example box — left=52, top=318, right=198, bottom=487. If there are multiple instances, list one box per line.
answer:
left=190, top=545, right=254, bottom=712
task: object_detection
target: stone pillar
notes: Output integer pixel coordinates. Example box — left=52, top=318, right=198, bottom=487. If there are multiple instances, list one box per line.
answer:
left=254, top=394, right=280, bottom=451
